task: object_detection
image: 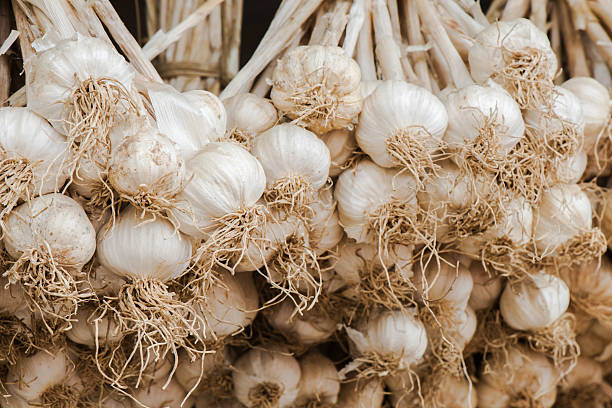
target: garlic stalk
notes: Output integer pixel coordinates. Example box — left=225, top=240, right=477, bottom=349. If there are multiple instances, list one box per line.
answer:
left=271, top=45, right=362, bottom=134
left=3, top=193, right=95, bottom=327
left=252, top=123, right=331, bottom=216
left=223, top=93, right=278, bottom=150
left=232, top=347, right=301, bottom=408
left=0, top=108, right=69, bottom=221
left=294, top=352, right=340, bottom=407
left=356, top=80, right=448, bottom=181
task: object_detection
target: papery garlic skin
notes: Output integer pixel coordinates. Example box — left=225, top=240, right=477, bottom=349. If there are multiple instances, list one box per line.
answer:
left=108, top=128, right=185, bottom=204
left=356, top=80, right=448, bottom=168
left=0, top=108, right=69, bottom=198
left=174, top=347, right=232, bottom=393
left=320, top=128, right=357, bottom=177
left=171, top=142, right=266, bottom=239
left=476, top=382, right=511, bottom=408
left=468, top=18, right=557, bottom=107
left=335, top=159, right=418, bottom=243
left=271, top=45, right=362, bottom=134
left=224, top=93, right=277, bottom=146
left=360, top=80, right=383, bottom=99
left=337, top=379, right=384, bottom=408
left=97, top=206, right=192, bottom=282
left=253, top=124, right=331, bottom=196
left=308, top=188, right=343, bottom=254
left=149, top=83, right=226, bottom=160
left=27, top=36, right=136, bottom=133
left=232, top=348, right=301, bottom=408
left=265, top=300, right=336, bottom=345
left=447, top=307, right=478, bottom=351
left=562, top=356, right=603, bottom=391
left=333, top=240, right=391, bottom=286
left=294, top=353, right=340, bottom=406
left=561, top=77, right=611, bottom=152
left=66, top=307, right=121, bottom=348
left=346, top=309, right=428, bottom=370
left=500, top=271, right=570, bottom=331
left=6, top=350, right=69, bottom=403
left=131, top=379, right=188, bottom=408
left=389, top=373, right=477, bottom=408
left=195, top=270, right=259, bottom=340
left=89, top=265, right=126, bottom=296
left=548, top=150, right=587, bottom=185
left=532, top=184, right=592, bottom=255
left=414, top=261, right=474, bottom=309
left=4, top=193, right=96, bottom=267
left=468, top=263, right=503, bottom=311
left=444, top=84, right=524, bottom=156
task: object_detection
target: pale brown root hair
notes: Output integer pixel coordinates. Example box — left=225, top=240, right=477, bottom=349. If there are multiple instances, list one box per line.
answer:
left=3, top=247, right=92, bottom=333
left=102, top=280, right=204, bottom=389
left=195, top=204, right=268, bottom=276
left=563, top=268, right=612, bottom=329
left=263, top=175, right=315, bottom=217
left=224, top=128, right=254, bottom=151
left=200, top=368, right=234, bottom=403
left=386, top=126, right=443, bottom=184
left=464, top=309, right=519, bottom=360
left=248, top=381, right=283, bottom=408
left=339, top=350, right=418, bottom=380
left=526, top=313, right=579, bottom=374
left=541, top=119, right=581, bottom=159
left=477, top=238, right=530, bottom=281
left=356, top=264, right=417, bottom=313
left=447, top=195, right=503, bottom=240
left=262, top=234, right=322, bottom=314
left=553, top=228, right=607, bottom=268
left=0, top=315, right=33, bottom=366
left=494, top=46, right=555, bottom=110
left=587, top=116, right=612, bottom=179
left=37, top=383, right=81, bottom=408
left=63, top=77, right=136, bottom=179
left=0, top=149, right=35, bottom=225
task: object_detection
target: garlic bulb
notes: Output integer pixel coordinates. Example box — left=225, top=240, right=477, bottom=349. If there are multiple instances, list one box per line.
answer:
left=149, top=83, right=226, bottom=159
left=294, top=352, right=340, bottom=407
left=194, top=270, right=258, bottom=341
left=356, top=80, right=448, bottom=176
left=131, top=379, right=189, bottom=408
left=252, top=124, right=330, bottom=214
left=532, top=184, right=596, bottom=257
left=561, top=77, right=611, bottom=152
left=0, top=108, right=69, bottom=218
left=337, top=378, right=384, bottom=408
left=468, top=263, right=503, bottom=311
left=360, top=80, right=383, bottom=99
left=171, top=141, right=266, bottom=239
left=265, top=299, right=336, bottom=345
left=3, top=193, right=96, bottom=321
left=414, top=261, right=474, bottom=310
left=475, top=382, right=511, bottom=408
left=561, top=356, right=603, bottom=390
left=500, top=271, right=570, bottom=331
left=88, top=264, right=126, bottom=297
left=232, top=347, right=301, bottom=408
left=444, top=83, right=524, bottom=159
left=388, top=371, right=477, bottom=408
left=66, top=306, right=121, bottom=348
left=333, top=240, right=391, bottom=286
left=548, top=150, right=587, bottom=185
left=468, top=18, right=557, bottom=109
left=345, top=309, right=427, bottom=372
left=223, top=93, right=278, bottom=149
left=108, top=128, right=185, bottom=214
left=335, top=159, right=418, bottom=244
left=308, top=187, right=343, bottom=254
left=271, top=45, right=362, bottom=134
left=174, top=347, right=233, bottom=394
left=320, top=128, right=358, bottom=177
left=446, top=306, right=478, bottom=351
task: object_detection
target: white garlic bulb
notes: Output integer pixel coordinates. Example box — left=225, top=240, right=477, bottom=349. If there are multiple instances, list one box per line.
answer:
left=346, top=309, right=427, bottom=370
left=333, top=240, right=391, bottom=286
left=108, top=128, right=185, bottom=212
left=88, top=264, right=126, bottom=297
left=360, top=80, right=383, bottom=99
left=356, top=80, right=448, bottom=172
left=320, top=128, right=357, bottom=177
left=308, top=188, right=343, bottom=255
left=6, top=349, right=69, bottom=403
left=337, top=378, right=384, bottom=408
left=0, top=108, right=69, bottom=212
left=66, top=307, right=121, bottom=348
left=28, top=36, right=136, bottom=133
left=447, top=306, right=478, bottom=351
left=194, top=270, right=258, bottom=341
left=232, top=347, right=301, bottom=408
left=561, top=356, right=603, bottom=391
left=335, top=159, right=418, bottom=243
left=131, top=379, right=189, bottom=408
left=294, top=352, right=340, bottom=406
left=174, top=347, right=232, bottom=393
left=561, top=77, right=611, bottom=152
left=265, top=299, right=336, bottom=345
left=271, top=45, right=362, bottom=134
left=548, top=150, right=587, bottom=185
left=387, top=371, right=477, bottom=408
left=414, top=261, right=474, bottom=310
left=500, top=271, right=570, bottom=331
left=468, top=18, right=557, bottom=108
left=223, top=93, right=278, bottom=148
left=148, top=83, right=226, bottom=160
left=252, top=124, right=330, bottom=213
left=468, top=263, right=503, bottom=311
left=97, top=206, right=191, bottom=283
left=444, top=83, right=524, bottom=158
left=532, top=184, right=593, bottom=256
left=171, top=142, right=266, bottom=239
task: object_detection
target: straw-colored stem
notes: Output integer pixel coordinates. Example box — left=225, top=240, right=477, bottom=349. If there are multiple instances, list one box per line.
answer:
left=0, top=1, right=10, bottom=105
left=437, top=0, right=484, bottom=36
left=222, top=0, right=242, bottom=85
left=571, top=2, right=612, bottom=71
left=550, top=3, right=565, bottom=84
left=311, top=1, right=350, bottom=47
left=372, top=0, right=405, bottom=81
left=590, top=0, right=612, bottom=36
left=567, top=0, right=590, bottom=29
left=93, top=0, right=163, bottom=83
left=343, top=0, right=366, bottom=57
left=416, top=0, right=472, bottom=88
left=486, top=0, right=507, bottom=21
left=405, top=0, right=432, bottom=92
left=559, top=0, right=590, bottom=77
left=428, top=38, right=453, bottom=89
left=584, top=35, right=612, bottom=88
left=356, top=0, right=376, bottom=81
left=68, top=0, right=114, bottom=43
left=455, top=0, right=488, bottom=25
left=529, top=0, right=548, bottom=31
left=146, top=0, right=157, bottom=39
left=500, top=0, right=529, bottom=20
left=386, top=0, right=401, bottom=40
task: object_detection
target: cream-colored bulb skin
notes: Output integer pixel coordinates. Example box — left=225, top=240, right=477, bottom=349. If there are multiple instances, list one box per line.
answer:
left=97, top=206, right=192, bottom=282
left=6, top=349, right=69, bottom=403
left=224, top=93, right=278, bottom=144
left=500, top=271, right=570, bottom=331
left=272, top=45, right=362, bottom=134
left=320, top=128, right=357, bottom=177
left=337, top=378, right=384, bottom=408
left=356, top=80, right=448, bottom=168
left=295, top=352, right=340, bottom=406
